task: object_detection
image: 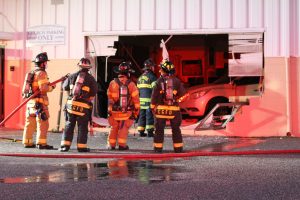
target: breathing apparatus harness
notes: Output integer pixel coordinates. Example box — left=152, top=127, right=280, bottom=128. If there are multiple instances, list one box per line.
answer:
left=160, top=75, right=176, bottom=106
left=113, top=78, right=133, bottom=113
left=22, top=68, right=49, bottom=121
left=65, top=70, right=93, bottom=118
left=70, top=71, right=87, bottom=100
left=22, top=68, right=41, bottom=99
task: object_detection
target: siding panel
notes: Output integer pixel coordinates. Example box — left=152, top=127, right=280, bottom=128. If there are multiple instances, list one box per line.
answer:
left=42, top=0, right=55, bottom=60
left=280, top=0, right=289, bottom=56
left=126, top=0, right=140, bottom=30
left=289, top=0, right=298, bottom=56
left=111, top=0, right=126, bottom=31
left=140, top=0, right=155, bottom=30
left=15, top=0, right=25, bottom=51
left=156, top=0, right=170, bottom=30
left=186, top=0, right=200, bottom=29
left=264, top=0, right=280, bottom=56
left=69, top=0, right=84, bottom=58
left=42, top=0, right=55, bottom=25
left=98, top=0, right=112, bottom=31
left=28, top=0, right=43, bottom=27
left=55, top=0, right=69, bottom=59
left=0, top=1, right=3, bottom=31
left=249, top=0, right=263, bottom=28
left=28, top=0, right=43, bottom=56
left=171, top=0, right=185, bottom=29
left=83, top=0, right=97, bottom=32
left=3, top=0, right=17, bottom=32
left=217, top=0, right=232, bottom=28
left=233, top=0, right=248, bottom=28
left=202, top=0, right=216, bottom=29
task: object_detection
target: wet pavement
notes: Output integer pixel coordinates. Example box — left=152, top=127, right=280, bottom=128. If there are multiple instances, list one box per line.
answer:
left=1, top=128, right=300, bottom=199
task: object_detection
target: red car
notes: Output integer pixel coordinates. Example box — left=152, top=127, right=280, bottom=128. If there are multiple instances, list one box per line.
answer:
left=179, top=77, right=261, bottom=119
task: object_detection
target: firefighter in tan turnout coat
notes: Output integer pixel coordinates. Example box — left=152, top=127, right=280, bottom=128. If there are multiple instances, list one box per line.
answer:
left=107, top=62, right=140, bottom=150
left=22, top=52, right=56, bottom=149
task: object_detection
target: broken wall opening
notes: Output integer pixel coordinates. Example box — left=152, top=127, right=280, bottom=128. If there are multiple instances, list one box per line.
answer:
left=86, top=33, right=264, bottom=119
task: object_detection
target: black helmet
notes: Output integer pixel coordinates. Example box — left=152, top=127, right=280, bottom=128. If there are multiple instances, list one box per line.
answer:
left=114, top=61, right=135, bottom=75
left=33, top=52, right=49, bottom=63
left=78, top=58, right=92, bottom=69
left=143, top=58, right=155, bottom=70
left=160, top=60, right=175, bottom=75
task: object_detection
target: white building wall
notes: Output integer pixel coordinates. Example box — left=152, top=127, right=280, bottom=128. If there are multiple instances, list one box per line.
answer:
left=186, top=0, right=200, bottom=29
left=140, top=0, right=155, bottom=30
left=248, top=0, right=264, bottom=28
left=0, top=0, right=299, bottom=57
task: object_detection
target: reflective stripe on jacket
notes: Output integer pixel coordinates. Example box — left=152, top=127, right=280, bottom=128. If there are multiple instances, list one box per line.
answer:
left=66, top=99, right=92, bottom=116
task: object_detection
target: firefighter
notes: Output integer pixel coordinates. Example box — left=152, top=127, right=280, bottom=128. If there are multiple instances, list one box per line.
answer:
left=59, top=58, right=98, bottom=152
left=137, top=58, right=157, bottom=137
left=107, top=61, right=140, bottom=150
left=22, top=52, right=56, bottom=149
left=150, top=60, right=186, bottom=153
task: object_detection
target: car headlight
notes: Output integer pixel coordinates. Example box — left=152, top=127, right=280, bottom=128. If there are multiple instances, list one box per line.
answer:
left=178, top=93, right=190, bottom=103
left=190, top=90, right=209, bottom=99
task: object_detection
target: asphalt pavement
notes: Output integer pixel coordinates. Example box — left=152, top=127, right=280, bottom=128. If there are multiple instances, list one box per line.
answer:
left=1, top=128, right=300, bottom=200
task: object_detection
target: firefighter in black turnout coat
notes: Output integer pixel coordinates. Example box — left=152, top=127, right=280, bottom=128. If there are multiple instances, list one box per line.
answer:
left=150, top=60, right=186, bottom=153
left=137, top=58, right=157, bottom=137
left=59, top=58, right=98, bottom=152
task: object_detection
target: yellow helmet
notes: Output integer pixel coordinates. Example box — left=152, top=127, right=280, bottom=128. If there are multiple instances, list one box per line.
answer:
left=160, top=60, right=175, bottom=74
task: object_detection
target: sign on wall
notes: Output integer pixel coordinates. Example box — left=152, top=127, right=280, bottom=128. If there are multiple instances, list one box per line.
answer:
left=26, top=25, right=65, bottom=46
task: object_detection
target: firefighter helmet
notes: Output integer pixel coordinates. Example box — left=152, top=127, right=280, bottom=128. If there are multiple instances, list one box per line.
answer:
left=143, top=58, right=155, bottom=71
left=160, top=60, right=175, bottom=74
left=114, top=61, right=135, bottom=75
left=78, top=58, right=92, bottom=69
left=33, top=52, right=50, bottom=63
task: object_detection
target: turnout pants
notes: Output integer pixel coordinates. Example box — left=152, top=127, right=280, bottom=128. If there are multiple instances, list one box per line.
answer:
left=108, top=116, right=134, bottom=148
left=138, top=108, right=154, bottom=133
left=61, top=111, right=90, bottom=149
left=154, top=111, right=183, bottom=152
left=23, top=108, right=50, bottom=146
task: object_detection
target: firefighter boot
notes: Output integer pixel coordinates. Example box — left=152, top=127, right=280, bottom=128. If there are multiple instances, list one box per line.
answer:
left=106, top=145, right=116, bottom=150
left=37, top=144, right=54, bottom=150
left=139, top=131, right=147, bottom=137
left=24, top=144, right=36, bottom=148
left=118, top=145, right=129, bottom=150
left=174, top=147, right=183, bottom=153
left=59, top=145, right=70, bottom=152
left=78, top=148, right=90, bottom=152
left=154, top=147, right=162, bottom=153
left=147, top=130, right=154, bottom=137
